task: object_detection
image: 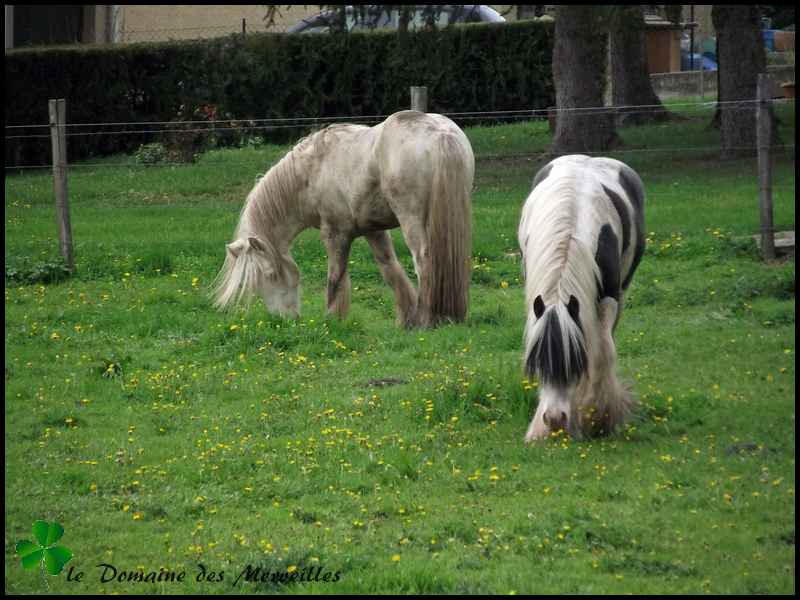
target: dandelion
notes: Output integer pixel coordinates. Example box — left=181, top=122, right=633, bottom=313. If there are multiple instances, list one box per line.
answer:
left=391, top=554, right=401, bottom=562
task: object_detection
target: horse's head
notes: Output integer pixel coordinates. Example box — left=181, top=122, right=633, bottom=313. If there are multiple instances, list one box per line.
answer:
left=218, top=236, right=300, bottom=318
left=523, top=295, right=588, bottom=443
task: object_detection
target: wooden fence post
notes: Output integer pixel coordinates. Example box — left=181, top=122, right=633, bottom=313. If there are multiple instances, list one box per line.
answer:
left=410, top=86, right=428, bottom=112
left=756, top=74, right=775, bottom=261
left=49, top=98, right=74, bottom=272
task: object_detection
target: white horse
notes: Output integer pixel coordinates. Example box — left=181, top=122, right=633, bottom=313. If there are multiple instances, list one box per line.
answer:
left=518, top=155, right=645, bottom=442
left=214, top=110, right=474, bottom=328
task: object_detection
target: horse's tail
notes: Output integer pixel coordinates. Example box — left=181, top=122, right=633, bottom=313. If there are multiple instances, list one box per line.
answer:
left=524, top=299, right=588, bottom=386
left=420, top=133, right=473, bottom=326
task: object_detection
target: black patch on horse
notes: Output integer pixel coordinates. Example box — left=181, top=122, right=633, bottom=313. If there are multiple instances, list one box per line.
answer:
left=617, top=167, right=646, bottom=291
left=601, top=184, right=631, bottom=254
left=531, top=162, right=554, bottom=190
left=595, top=224, right=621, bottom=301
left=618, top=165, right=645, bottom=214
left=526, top=298, right=587, bottom=386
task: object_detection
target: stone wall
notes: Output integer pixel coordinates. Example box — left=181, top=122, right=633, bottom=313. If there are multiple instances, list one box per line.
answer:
left=650, top=65, right=795, bottom=100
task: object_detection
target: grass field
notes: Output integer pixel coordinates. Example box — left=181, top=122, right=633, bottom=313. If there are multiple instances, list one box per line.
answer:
left=5, top=101, right=796, bottom=594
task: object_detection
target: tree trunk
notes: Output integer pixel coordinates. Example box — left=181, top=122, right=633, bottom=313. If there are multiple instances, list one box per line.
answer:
left=712, top=5, right=767, bottom=159
left=551, top=5, right=618, bottom=155
left=609, top=6, right=669, bottom=126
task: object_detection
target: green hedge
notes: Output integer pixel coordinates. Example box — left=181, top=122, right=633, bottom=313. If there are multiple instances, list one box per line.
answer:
left=5, top=20, right=554, bottom=166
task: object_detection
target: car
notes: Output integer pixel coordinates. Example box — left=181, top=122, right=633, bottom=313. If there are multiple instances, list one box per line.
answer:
left=681, top=51, right=717, bottom=71
left=287, top=5, right=505, bottom=34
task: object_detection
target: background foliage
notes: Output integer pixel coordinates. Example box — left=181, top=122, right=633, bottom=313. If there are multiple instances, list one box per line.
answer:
left=5, top=21, right=554, bottom=166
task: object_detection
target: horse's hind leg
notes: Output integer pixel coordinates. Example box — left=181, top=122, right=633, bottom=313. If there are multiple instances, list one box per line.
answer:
left=365, top=231, right=418, bottom=327
left=322, top=230, right=353, bottom=319
left=395, top=215, right=434, bottom=327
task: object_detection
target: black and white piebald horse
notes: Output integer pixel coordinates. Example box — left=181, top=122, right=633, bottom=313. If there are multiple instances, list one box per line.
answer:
left=518, top=155, right=645, bottom=442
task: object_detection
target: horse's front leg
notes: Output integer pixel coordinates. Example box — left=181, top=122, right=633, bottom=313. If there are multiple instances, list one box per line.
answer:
left=597, top=297, right=619, bottom=351
left=365, top=230, right=418, bottom=327
left=322, top=230, right=353, bottom=319
left=588, top=296, right=633, bottom=435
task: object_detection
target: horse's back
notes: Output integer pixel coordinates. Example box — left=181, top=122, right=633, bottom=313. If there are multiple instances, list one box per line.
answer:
left=376, top=111, right=474, bottom=183
left=371, top=111, right=473, bottom=214
left=521, top=154, right=645, bottom=297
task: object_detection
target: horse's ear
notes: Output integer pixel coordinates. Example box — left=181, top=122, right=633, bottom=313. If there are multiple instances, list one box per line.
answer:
left=533, top=295, right=545, bottom=319
left=226, top=239, right=247, bottom=258
left=248, top=237, right=267, bottom=253
left=566, top=295, right=580, bottom=321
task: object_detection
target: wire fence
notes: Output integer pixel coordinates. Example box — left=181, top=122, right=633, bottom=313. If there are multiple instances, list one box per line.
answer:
left=4, top=98, right=796, bottom=172
left=118, top=25, right=251, bottom=44
left=5, top=92, right=794, bottom=267
left=5, top=98, right=787, bottom=133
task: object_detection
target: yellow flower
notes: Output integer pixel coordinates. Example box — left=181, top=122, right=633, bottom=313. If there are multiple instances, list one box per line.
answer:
left=391, top=554, right=401, bottom=562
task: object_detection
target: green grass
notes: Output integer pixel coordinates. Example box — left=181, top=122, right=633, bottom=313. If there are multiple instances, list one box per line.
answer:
left=4, top=103, right=795, bottom=594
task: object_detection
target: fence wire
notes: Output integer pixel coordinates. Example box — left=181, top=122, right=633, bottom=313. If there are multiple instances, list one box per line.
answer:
left=4, top=98, right=795, bottom=171
left=5, top=98, right=790, bottom=135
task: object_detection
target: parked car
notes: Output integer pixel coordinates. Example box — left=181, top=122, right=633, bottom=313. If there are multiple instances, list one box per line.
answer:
left=681, top=51, right=717, bottom=71
left=287, top=5, right=505, bottom=34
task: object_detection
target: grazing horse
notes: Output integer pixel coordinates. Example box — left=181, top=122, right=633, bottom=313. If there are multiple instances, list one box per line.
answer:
left=214, top=110, right=474, bottom=328
left=518, top=155, right=645, bottom=442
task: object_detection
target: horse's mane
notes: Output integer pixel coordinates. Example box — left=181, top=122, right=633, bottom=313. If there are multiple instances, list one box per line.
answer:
left=521, top=167, right=602, bottom=382
left=213, top=137, right=312, bottom=310
left=237, top=146, right=306, bottom=240
left=521, top=171, right=601, bottom=312
left=237, top=124, right=360, bottom=239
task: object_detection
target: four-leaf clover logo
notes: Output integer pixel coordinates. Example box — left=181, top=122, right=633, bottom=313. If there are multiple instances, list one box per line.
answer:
left=16, top=521, right=73, bottom=576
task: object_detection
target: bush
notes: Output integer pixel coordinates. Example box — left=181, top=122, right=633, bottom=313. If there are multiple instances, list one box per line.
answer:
left=134, top=142, right=168, bottom=166
left=5, top=21, right=555, bottom=166
left=5, top=259, right=72, bottom=285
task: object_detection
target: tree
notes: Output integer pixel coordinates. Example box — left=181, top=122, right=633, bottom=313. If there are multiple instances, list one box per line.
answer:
left=608, top=5, right=669, bottom=126
left=712, top=5, right=768, bottom=159
left=551, top=5, right=618, bottom=155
